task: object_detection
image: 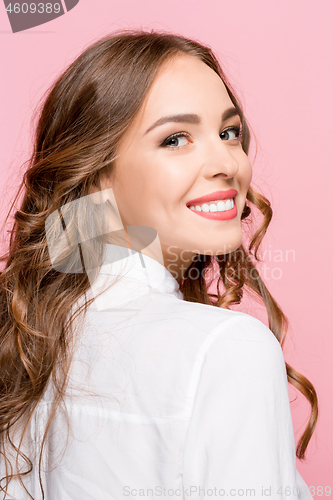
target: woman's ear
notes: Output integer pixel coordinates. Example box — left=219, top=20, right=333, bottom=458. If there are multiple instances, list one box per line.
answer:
left=89, top=174, right=114, bottom=205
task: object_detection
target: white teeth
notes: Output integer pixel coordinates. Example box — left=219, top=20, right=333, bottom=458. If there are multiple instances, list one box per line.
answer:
left=217, top=201, right=225, bottom=211
left=189, top=198, right=234, bottom=212
left=225, top=199, right=232, bottom=211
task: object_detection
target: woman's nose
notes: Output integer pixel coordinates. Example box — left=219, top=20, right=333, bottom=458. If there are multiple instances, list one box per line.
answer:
left=203, top=138, right=239, bottom=179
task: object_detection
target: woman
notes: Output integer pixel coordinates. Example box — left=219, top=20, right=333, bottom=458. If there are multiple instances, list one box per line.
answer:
left=0, top=30, right=317, bottom=499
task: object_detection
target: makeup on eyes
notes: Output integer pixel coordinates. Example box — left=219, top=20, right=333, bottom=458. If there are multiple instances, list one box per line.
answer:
left=159, top=124, right=243, bottom=148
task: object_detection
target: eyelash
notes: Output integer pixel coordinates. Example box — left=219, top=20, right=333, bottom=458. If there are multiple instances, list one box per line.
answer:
left=160, top=125, right=243, bottom=149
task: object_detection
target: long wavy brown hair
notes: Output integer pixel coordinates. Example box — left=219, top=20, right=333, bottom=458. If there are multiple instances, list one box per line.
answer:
left=0, top=30, right=318, bottom=499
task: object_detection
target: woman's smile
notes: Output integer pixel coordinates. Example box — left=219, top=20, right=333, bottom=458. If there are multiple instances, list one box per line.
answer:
left=185, top=188, right=238, bottom=220
left=187, top=198, right=238, bottom=221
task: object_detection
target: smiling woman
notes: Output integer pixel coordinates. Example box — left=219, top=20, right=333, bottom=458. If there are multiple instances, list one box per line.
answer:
left=0, top=30, right=317, bottom=500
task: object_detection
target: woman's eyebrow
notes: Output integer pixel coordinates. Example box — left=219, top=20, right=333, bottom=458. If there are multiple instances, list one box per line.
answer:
left=144, top=107, right=240, bottom=135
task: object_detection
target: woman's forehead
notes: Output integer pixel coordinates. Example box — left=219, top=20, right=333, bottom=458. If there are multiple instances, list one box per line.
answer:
left=134, top=55, right=232, bottom=129
left=116, top=54, right=233, bottom=152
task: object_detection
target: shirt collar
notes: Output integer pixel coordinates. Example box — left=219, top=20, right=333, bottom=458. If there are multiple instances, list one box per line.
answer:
left=88, top=243, right=184, bottom=311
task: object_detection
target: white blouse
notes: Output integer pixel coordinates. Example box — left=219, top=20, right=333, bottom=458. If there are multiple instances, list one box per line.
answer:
left=1, top=243, right=312, bottom=500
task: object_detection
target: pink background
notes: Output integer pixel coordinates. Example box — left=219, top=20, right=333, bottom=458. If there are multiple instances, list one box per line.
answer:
left=1, top=0, right=332, bottom=489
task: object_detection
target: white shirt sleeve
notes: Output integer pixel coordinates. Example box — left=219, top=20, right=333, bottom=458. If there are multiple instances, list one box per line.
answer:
left=182, top=315, right=312, bottom=500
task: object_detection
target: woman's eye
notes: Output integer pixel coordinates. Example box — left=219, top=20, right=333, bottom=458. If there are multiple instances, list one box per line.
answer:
left=160, top=126, right=243, bottom=149
left=220, top=126, right=243, bottom=141
left=160, top=133, right=190, bottom=148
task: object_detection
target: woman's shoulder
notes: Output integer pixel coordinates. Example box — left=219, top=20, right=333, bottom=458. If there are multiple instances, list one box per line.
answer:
left=143, top=295, right=286, bottom=388
left=65, top=293, right=285, bottom=419
left=148, top=292, right=280, bottom=347
left=81, top=290, right=280, bottom=356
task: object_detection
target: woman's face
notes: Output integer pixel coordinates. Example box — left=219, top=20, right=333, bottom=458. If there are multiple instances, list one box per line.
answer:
left=99, top=54, right=252, bottom=281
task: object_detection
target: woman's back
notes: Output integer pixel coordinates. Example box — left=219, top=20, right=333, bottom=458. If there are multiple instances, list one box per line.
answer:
left=1, top=244, right=312, bottom=499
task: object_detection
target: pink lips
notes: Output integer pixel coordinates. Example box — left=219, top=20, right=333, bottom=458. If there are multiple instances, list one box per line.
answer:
left=186, top=189, right=238, bottom=207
